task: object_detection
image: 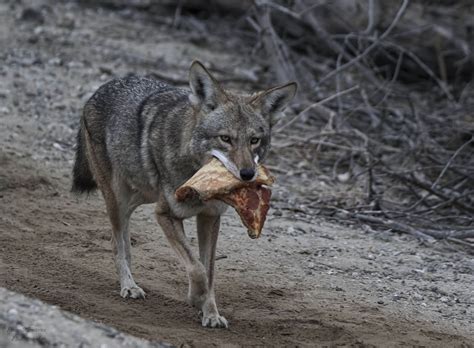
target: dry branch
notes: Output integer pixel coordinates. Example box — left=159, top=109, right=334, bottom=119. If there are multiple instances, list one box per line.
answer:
left=275, top=85, right=359, bottom=132
left=317, top=0, right=409, bottom=85
left=254, top=1, right=297, bottom=84
left=337, top=209, right=436, bottom=243
left=160, top=0, right=474, bottom=245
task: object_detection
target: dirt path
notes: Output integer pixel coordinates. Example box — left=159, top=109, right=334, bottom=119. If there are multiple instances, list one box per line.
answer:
left=1, top=1, right=473, bottom=347
left=2, top=153, right=473, bottom=347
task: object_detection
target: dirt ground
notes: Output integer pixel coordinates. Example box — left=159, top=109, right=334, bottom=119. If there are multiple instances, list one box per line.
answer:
left=0, top=1, right=473, bottom=347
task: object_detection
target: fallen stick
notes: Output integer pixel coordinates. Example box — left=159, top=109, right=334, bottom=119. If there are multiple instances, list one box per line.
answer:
left=275, top=85, right=359, bottom=132
left=337, top=209, right=436, bottom=243
left=317, top=0, right=409, bottom=85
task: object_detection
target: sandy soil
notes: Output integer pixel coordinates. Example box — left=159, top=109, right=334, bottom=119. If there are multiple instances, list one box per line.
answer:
left=0, top=1, right=473, bottom=347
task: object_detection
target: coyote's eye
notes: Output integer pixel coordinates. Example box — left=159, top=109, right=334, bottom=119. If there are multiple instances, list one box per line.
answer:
left=250, top=137, right=260, bottom=145
left=220, top=135, right=231, bottom=144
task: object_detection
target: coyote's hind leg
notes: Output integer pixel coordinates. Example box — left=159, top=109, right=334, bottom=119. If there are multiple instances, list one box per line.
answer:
left=105, top=179, right=146, bottom=299
left=83, top=124, right=145, bottom=299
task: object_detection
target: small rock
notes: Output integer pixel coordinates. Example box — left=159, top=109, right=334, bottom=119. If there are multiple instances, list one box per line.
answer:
left=17, top=57, right=41, bottom=66
left=337, top=172, right=350, bottom=183
left=34, top=26, right=44, bottom=35
left=268, top=289, right=284, bottom=297
left=19, top=7, right=45, bottom=24
left=413, top=293, right=424, bottom=301
left=58, top=13, right=75, bottom=30
left=273, top=210, right=282, bottom=217
left=7, top=308, right=18, bottom=319
left=392, top=294, right=401, bottom=301
left=27, top=35, right=39, bottom=44
left=48, top=57, right=63, bottom=66
left=67, top=61, right=84, bottom=69
left=374, top=231, right=392, bottom=242
left=53, top=142, right=66, bottom=151
left=430, top=286, right=447, bottom=296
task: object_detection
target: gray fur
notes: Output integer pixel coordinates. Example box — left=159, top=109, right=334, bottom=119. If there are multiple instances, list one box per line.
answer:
left=72, top=61, right=296, bottom=328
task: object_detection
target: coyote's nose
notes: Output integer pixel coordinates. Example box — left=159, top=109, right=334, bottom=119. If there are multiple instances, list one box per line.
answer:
left=240, top=168, right=255, bottom=181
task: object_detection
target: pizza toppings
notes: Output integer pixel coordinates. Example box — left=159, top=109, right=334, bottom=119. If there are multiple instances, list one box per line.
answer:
left=217, top=185, right=271, bottom=239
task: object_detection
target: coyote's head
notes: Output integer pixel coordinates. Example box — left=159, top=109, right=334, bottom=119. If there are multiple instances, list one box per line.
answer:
left=188, top=61, right=297, bottom=181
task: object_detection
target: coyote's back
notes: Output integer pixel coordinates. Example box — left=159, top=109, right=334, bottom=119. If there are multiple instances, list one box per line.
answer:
left=72, top=76, right=189, bottom=195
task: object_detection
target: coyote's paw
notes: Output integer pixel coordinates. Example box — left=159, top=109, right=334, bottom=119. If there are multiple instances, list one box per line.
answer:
left=120, top=286, right=146, bottom=299
left=201, top=312, right=229, bottom=329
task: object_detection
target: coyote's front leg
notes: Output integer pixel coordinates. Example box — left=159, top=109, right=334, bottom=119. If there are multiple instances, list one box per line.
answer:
left=195, top=214, right=228, bottom=328
left=155, top=212, right=228, bottom=328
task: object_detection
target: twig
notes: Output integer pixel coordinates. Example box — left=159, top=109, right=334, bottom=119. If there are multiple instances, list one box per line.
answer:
left=446, top=237, right=474, bottom=249
left=337, top=209, right=437, bottom=243
left=318, top=0, right=409, bottom=85
left=254, top=2, right=297, bottom=83
left=427, top=230, right=474, bottom=240
left=172, top=0, right=183, bottom=28
left=386, top=171, right=474, bottom=214
left=362, top=0, right=379, bottom=35
left=431, top=136, right=474, bottom=189
left=330, top=33, right=454, bottom=100
left=295, top=0, right=383, bottom=88
left=275, top=85, right=359, bottom=132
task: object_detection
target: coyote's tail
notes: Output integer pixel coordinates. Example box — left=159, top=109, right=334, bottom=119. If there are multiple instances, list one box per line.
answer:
left=71, top=120, right=97, bottom=193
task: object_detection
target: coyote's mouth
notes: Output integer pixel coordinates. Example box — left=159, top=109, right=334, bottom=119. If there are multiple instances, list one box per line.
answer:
left=210, top=149, right=240, bottom=179
left=210, top=149, right=257, bottom=182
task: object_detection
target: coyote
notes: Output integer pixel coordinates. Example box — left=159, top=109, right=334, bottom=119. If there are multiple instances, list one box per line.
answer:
left=72, top=61, right=296, bottom=328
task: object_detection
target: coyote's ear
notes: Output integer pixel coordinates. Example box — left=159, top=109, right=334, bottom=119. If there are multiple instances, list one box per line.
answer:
left=189, top=60, right=222, bottom=109
left=252, top=82, right=297, bottom=121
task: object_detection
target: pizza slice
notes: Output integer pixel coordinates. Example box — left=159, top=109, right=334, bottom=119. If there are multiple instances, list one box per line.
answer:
left=216, top=185, right=272, bottom=239
left=175, top=158, right=274, bottom=238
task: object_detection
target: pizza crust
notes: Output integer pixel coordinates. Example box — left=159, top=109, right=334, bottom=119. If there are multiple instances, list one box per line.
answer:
left=175, top=158, right=274, bottom=238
